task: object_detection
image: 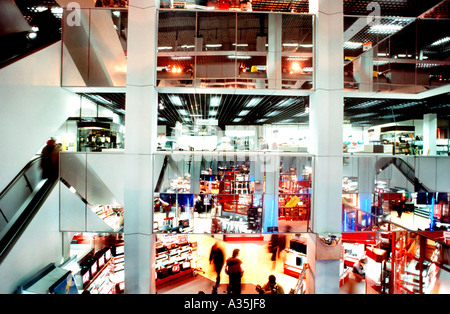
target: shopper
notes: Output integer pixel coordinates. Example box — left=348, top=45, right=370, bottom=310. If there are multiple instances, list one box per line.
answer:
left=225, top=248, right=244, bottom=294
left=268, top=234, right=279, bottom=270
left=209, top=241, right=226, bottom=290
left=40, top=137, right=60, bottom=180
left=258, top=137, right=269, bottom=150
left=256, top=275, right=285, bottom=294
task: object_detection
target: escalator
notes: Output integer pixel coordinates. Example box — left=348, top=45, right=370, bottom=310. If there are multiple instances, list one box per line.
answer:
left=0, top=156, right=57, bottom=261
left=376, top=157, right=430, bottom=192
left=0, top=0, right=62, bottom=69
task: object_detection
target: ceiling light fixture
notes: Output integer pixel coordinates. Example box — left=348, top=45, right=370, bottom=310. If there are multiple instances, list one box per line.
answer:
left=227, top=55, right=252, bottom=59
left=170, top=95, right=183, bottom=107
left=246, top=98, right=262, bottom=108
left=368, top=24, right=403, bottom=34
left=344, top=41, right=363, bottom=49
left=210, top=96, right=221, bottom=107
left=430, top=36, right=450, bottom=47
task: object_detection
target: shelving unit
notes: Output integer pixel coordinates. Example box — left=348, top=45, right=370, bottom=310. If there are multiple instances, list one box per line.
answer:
left=155, top=235, right=195, bottom=288
left=278, top=170, right=311, bottom=222
left=380, top=126, right=415, bottom=155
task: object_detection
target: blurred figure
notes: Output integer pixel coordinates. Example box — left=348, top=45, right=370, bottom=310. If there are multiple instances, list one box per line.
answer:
left=268, top=234, right=279, bottom=270
left=209, top=241, right=226, bottom=290
left=258, top=137, right=269, bottom=150
left=225, top=248, right=244, bottom=294
left=256, top=275, right=285, bottom=294
left=40, top=137, right=60, bottom=180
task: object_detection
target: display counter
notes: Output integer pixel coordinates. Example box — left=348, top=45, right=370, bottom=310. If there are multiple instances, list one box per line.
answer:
left=155, top=235, right=195, bottom=288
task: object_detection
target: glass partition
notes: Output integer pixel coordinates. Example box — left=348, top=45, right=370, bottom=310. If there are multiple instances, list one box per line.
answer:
left=59, top=152, right=124, bottom=232
left=152, top=152, right=313, bottom=234
left=342, top=155, right=450, bottom=233
left=344, top=16, right=450, bottom=93
left=157, top=10, right=313, bottom=90
left=61, top=8, right=128, bottom=87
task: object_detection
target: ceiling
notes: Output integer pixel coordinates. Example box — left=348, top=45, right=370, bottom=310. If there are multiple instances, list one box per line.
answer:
left=80, top=91, right=450, bottom=129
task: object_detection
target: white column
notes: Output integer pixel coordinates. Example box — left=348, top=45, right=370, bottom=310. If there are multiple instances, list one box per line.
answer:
left=353, top=51, right=374, bottom=92
left=267, top=13, right=282, bottom=90
left=423, top=113, right=437, bottom=156
left=307, top=0, right=344, bottom=294
left=358, top=156, right=375, bottom=213
left=124, top=0, right=160, bottom=294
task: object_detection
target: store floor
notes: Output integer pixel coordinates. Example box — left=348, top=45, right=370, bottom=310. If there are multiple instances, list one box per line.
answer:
left=157, top=235, right=298, bottom=294
left=156, top=235, right=368, bottom=294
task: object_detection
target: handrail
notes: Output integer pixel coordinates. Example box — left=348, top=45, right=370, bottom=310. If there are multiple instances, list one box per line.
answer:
left=0, top=155, right=41, bottom=200
left=289, top=263, right=310, bottom=294
left=0, top=177, right=57, bottom=261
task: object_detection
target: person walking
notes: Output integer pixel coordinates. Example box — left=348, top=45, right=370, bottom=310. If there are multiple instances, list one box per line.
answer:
left=225, top=248, right=244, bottom=294
left=209, top=241, right=226, bottom=290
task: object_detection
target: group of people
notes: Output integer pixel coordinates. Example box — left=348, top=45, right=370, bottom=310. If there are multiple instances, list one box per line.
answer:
left=208, top=241, right=285, bottom=294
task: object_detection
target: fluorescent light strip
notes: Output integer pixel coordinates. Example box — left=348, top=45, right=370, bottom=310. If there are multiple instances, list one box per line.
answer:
left=245, top=98, right=262, bottom=108
left=276, top=99, right=294, bottom=108
left=344, top=41, right=363, bottom=49
left=430, top=37, right=450, bottom=47
left=170, top=95, right=183, bottom=107
left=238, top=110, right=250, bottom=116
left=286, top=56, right=310, bottom=61
left=210, top=96, right=221, bottom=107
left=266, top=111, right=280, bottom=117
left=205, top=44, right=222, bottom=48
left=368, top=24, right=403, bottom=34
left=227, top=55, right=252, bottom=59
left=171, top=56, right=192, bottom=60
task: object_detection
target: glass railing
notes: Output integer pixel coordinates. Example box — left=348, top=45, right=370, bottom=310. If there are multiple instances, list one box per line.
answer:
left=61, top=7, right=313, bottom=91
left=59, top=151, right=450, bottom=235
left=59, top=152, right=124, bottom=232
left=157, top=10, right=313, bottom=90
left=61, top=8, right=128, bottom=87
left=344, top=16, right=450, bottom=94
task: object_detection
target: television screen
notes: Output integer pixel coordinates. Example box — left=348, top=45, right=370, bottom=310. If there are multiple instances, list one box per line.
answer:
left=98, top=255, right=105, bottom=268
left=81, top=268, right=90, bottom=285
left=115, top=245, right=124, bottom=256
left=105, top=248, right=111, bottom=261
left=90, top=262, right=98, bottom=277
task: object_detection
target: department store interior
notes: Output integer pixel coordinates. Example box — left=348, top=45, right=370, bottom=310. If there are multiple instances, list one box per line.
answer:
left=0, top=0, right=449, bottom=295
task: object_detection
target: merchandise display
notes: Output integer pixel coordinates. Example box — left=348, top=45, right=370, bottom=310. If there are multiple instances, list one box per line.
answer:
left=155, top=234, right=195, bottom=287
left=153, top=155, right=312, bottom=234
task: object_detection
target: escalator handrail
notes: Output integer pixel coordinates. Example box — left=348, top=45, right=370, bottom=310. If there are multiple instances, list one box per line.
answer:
left=0, top=175, right=57, bottom=261
left=0, top=155, right=41, bottom=201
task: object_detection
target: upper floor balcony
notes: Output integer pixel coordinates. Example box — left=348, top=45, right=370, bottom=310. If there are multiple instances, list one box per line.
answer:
left=59, top=5, right=449, bottom=95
